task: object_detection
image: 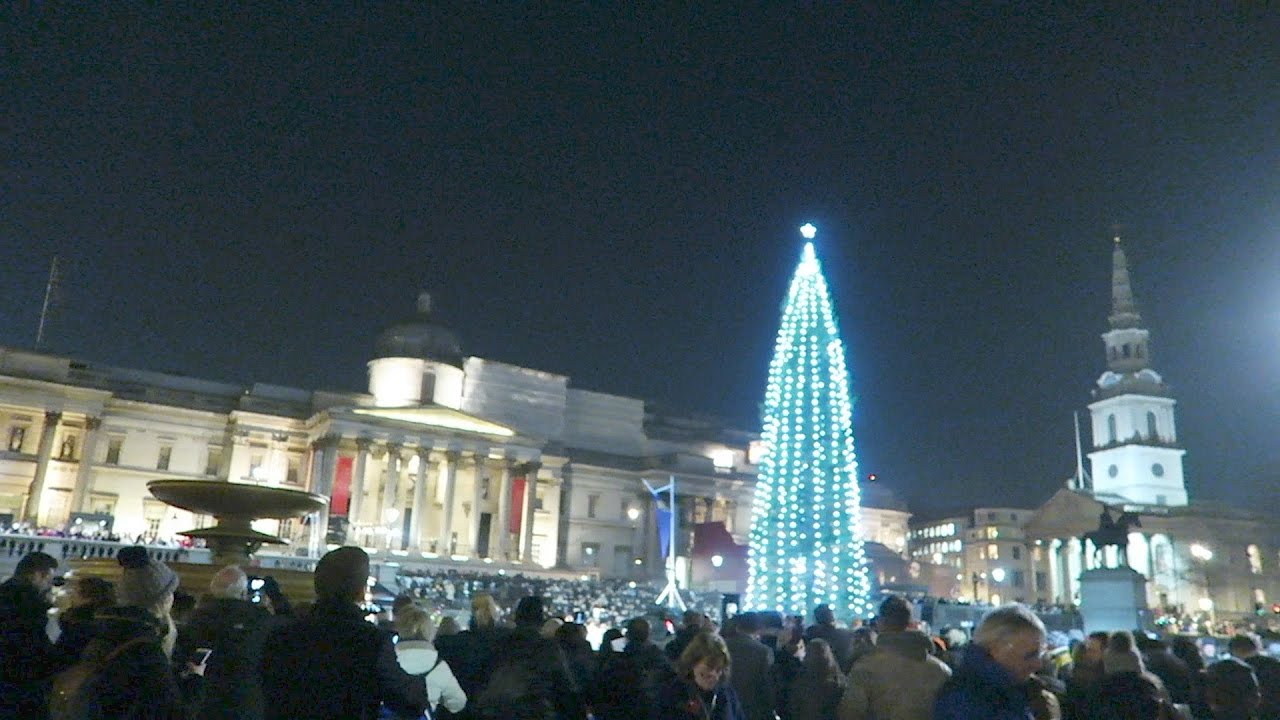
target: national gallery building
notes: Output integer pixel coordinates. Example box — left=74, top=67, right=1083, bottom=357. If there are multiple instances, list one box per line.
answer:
left=0, top=293, right=910, bottom=584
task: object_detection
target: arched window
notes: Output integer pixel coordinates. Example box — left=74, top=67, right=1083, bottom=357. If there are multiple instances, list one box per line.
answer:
left=1107, top=415, right=1117, bottom=444
left=1147, top=411, right=1158, bottom=439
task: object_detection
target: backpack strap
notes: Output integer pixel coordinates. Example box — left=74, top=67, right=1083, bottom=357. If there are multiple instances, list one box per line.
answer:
left=413, top=655, right=444, bottom=678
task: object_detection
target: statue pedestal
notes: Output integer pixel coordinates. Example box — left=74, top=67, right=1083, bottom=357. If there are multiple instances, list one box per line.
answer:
left=1080, top=566, right=1149, bottom=634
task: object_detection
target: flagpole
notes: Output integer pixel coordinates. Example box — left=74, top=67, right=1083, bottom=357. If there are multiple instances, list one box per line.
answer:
left=35, top=255, right=59, bottom=350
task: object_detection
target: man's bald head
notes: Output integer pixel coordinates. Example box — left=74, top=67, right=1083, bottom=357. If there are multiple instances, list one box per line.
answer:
left=209, top=565, right=248, bottom=600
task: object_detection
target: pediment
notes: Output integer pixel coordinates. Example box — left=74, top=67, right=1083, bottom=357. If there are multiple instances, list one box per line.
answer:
left=1024, top=488, right=1106, bottom=539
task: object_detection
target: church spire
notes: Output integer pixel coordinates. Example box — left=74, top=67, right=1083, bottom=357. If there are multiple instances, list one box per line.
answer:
left=1108, top=236, right=1142, bottom=330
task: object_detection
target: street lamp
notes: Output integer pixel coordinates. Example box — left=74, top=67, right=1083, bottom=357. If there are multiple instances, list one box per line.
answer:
left=711, top=554, right=724, bottom=568
left=990, top=567, right=1006, bottom=583
left=626, top=506, right=641, bottom=521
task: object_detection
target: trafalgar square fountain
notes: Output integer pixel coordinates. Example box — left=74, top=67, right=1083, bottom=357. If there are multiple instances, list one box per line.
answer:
left=66, top=479, right=329, bottom=602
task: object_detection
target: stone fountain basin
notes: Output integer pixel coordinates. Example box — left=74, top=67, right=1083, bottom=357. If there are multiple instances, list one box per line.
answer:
left=147, top=479, right=327, bottom=519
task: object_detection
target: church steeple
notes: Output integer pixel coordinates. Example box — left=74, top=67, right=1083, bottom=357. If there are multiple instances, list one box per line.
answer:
left=1102, top=237, right=1151, bottom=374
left=1109, top=237, right=1142, bottom=330
left=1086, top=237, right=1187, bottom=507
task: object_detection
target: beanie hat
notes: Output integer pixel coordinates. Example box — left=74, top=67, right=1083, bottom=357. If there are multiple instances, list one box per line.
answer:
left=116, top=546, right=179, bottom=608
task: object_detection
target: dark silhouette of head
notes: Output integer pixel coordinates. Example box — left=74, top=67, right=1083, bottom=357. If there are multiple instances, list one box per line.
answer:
left=313, top=546, right=370, bottom=603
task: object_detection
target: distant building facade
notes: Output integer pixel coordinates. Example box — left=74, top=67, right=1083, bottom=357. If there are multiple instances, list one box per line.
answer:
left=0, top=292, right=911, bottom=586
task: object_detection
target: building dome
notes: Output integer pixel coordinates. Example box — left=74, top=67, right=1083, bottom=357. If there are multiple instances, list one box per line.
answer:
left=373, top=293, right=464, bottom=367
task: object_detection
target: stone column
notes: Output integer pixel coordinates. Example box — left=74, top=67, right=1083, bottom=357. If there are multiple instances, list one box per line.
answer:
left=308, top=435, right=340, bottom=555
left=520, top=462, right=541, bottom=563
left=410, top=448, right=431, bottom=551
left=556, top=466, right=572, bottom=568
left=469, top=455, right=486, bottom=556
left=439, top=451, right=460, bottom=555
left=381, top=443, right=402, bottom=526
left=22, top=410, right=62, bottom=525
left=495, top=459, right=514, bottom=560
left=70, top=417, right=103, bottom=514
left=385, top=444, right=407, bottom=550
left=348, top=439, right=372, bottom=530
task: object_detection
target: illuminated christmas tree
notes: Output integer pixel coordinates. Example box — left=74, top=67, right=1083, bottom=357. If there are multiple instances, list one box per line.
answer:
left=746, top=224, right=873, bottom=618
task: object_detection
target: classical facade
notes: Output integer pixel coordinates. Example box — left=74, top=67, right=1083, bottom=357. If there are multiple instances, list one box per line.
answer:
left=0, top=293, right=760, bottom=580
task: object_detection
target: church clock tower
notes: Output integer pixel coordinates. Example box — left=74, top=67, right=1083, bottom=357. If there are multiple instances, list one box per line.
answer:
left=1086, top=238, right=1188, bottom=507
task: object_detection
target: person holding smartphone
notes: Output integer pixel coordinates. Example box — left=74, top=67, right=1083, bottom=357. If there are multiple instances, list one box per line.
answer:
left=175, top=565, right=280, bottom=720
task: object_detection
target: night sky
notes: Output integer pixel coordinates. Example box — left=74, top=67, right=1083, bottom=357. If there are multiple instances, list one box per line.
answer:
left=3, top=6, right=1279, bottom=515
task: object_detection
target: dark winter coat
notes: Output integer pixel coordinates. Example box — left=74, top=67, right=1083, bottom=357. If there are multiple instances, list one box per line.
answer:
left=0, top=576, right=58, bottom=719
left=434, top=625, right=510, bottom=720
left=805, top=624, right=856, bottom=674
left=723, top=632, right=775, bottom=720
left=51, top=604, right=203, bottom=720
left=932, top=644, right=1034, bottom=720
left=652, top=675, right=747, bottom=720
left=592, top=643, right=670, bottom=720
left=260, top=597, right=427, bottom=720
left=175, top=597, right=279, bottom=720
left=471, top=625, right=586, bottom=720
left=789, top=672, right=844, bottom=720
left=53, top=604, right=107, bottom=671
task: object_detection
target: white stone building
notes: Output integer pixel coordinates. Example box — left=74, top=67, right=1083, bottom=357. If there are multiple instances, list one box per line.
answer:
left=0, top=293, right=766, bottom=581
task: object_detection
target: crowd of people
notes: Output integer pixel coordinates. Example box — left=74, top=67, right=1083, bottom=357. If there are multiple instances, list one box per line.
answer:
left=3, top=545, right=1280, bottom=720
left=397, top=568, right=722, bottom=629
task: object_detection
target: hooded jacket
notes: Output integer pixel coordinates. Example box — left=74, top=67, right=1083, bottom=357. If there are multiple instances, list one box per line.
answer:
left=839, top=630, right=952, bottom=720
left=395, top=640, right=467, bottom=714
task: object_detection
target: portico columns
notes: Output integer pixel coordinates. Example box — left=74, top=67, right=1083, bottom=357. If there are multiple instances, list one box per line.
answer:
left=307, top=435, right=340, bottom=555
left=468, top=456, right=486, bottom=556
left=520, top=462, right=541, bottom=563
left=70, top=417, right=103, bottom=514
left=22, top=411, right=63, bottom=525
left=439, top=451, right=460, bottom=555
left=348, top=439, right=372, bottom=529
left=382, top=444, right=403, bottom=549
left=410, top=448, right=431, bottom=551
left=495, top=460, right=514, bottom=560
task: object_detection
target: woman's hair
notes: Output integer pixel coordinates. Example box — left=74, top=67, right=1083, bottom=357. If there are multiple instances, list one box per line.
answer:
left=394, top=603, right=435, bottom=642
left=677, top=631, right=732, bottom=680
left=803, top=639, right=844, bottom=683
left=470, top=594, right=500, bottom=629
left=72, top=576, right=115, bottom=607
left=436, top=616, right=462, bottom=637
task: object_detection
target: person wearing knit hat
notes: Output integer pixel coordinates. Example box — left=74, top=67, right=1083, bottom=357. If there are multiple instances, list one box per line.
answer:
left=48, top=547, right=204, bottom=719
left=116, top=545, right=180, bottom=610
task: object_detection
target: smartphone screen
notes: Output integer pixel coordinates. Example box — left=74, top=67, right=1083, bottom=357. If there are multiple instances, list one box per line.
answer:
left=192, top=648, right=213, bottom=665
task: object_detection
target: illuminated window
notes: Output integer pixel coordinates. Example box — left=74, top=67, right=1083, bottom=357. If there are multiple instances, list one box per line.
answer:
left=987, top=544, right=999, bottom=560
left=710, top=448, right=735, bottom=471
left=985, top=527, right=999, bottom=539
left=1248, top=545, right=1263, bottom=574
left=581, top=542, right=600, bottom=567
left=157, top=445, right=172, bottom=471
left=287, top=456, right=301, bottom=485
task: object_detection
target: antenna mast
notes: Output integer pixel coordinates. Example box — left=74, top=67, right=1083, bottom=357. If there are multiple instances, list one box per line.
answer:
left=1074, top=411, right=1092, bottom=491
left=35, top=255, right=59, bottom=350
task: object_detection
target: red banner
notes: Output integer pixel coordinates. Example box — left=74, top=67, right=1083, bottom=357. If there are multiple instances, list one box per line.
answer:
left=510, top=476, right=526, bottom=534
left=331, top=456, right=353, bottom=515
